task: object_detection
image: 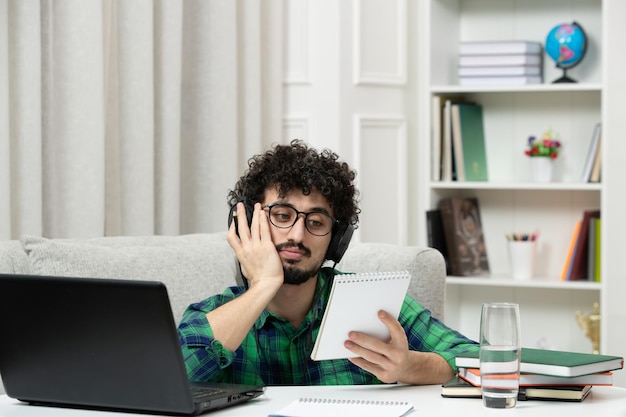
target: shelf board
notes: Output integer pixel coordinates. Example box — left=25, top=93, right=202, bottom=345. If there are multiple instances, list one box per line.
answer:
left=446, top=276, right=601, bottom=291
left=429, top=181, right=602, bottom=191
left=431, top=83, right=603, bottom=94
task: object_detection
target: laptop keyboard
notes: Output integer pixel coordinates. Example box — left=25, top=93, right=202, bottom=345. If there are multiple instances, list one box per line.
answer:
left=191, top=386, right=226, bottom=401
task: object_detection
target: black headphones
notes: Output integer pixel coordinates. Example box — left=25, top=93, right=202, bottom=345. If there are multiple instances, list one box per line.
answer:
left=325, top=221, right=354, bottom=264
left=227, top=200, right=353, bottom=264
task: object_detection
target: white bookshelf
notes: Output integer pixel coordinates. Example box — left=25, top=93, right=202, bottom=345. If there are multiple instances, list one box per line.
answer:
left=416, top=0, right=626, bottom=386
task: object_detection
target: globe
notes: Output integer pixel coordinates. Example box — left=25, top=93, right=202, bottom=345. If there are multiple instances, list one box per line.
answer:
left=545, top=22, right=587, bottom=83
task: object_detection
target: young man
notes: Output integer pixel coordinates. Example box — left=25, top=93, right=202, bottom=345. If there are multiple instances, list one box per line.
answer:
left=177, top=140, right=478, bottom=386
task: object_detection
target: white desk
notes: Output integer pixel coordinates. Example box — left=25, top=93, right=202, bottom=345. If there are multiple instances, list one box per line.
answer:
left=1, top=384, right=626, bottom=416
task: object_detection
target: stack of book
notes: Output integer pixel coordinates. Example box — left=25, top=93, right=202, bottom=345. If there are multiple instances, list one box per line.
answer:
left=442, top=347, right=624, bottom=402
left=458, top=40, right=543, bottom=86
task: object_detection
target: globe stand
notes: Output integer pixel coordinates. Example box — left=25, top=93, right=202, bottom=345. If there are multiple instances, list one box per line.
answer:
left=552, top=67, right=577, bottom=83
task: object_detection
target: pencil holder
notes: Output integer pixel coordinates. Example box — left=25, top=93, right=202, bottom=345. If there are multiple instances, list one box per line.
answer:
left=507, top=241, right=536, bottom=279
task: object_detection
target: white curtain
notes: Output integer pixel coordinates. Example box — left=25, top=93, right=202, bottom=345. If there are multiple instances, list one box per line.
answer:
left=0, top=0, right=284, bottom=239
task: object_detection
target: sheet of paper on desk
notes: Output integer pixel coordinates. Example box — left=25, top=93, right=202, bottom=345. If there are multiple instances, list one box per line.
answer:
left=268, top=397, right=414, bottom=417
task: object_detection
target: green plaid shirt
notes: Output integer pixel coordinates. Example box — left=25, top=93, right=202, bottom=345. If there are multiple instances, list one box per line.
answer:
left=177, top=267, right=478, bottom=385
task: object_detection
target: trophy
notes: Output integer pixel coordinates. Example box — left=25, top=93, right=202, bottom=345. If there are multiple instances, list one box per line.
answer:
left=576, top=302, right=600, bottom=354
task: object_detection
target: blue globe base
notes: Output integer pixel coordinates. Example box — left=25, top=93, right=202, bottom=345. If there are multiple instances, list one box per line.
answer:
left=552, top=68, right=577, bottom=84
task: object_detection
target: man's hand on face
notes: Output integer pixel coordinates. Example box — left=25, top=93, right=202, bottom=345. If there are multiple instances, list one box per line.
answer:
left=227, top=202, right=284, bottom=291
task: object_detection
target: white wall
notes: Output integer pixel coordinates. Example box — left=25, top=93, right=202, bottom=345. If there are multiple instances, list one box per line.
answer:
left=283, top=0, right=414, bottom=246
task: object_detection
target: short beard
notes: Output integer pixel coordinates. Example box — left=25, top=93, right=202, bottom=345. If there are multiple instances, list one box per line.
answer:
left=276, top=241, right=323, bottom=285
left=283, top=263, right=322, bottom=285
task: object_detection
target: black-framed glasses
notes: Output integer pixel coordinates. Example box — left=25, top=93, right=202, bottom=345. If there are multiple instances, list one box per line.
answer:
left=263, top=203, right=336, bottom=236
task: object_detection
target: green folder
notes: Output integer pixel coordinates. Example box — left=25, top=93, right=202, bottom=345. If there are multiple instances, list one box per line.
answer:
left=456, top=103, right=488, bottom=181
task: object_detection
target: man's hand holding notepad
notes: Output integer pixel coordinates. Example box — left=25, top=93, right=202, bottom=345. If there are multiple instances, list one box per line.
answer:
left=311, top=271, right=411, bottom=361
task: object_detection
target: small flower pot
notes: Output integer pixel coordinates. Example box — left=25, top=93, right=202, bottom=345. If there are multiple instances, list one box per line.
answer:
left=530, top=157, right=553, bottom=182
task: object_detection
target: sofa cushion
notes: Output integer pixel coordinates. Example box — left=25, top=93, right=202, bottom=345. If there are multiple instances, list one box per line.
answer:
left=20, top=234, right=240, bottom=323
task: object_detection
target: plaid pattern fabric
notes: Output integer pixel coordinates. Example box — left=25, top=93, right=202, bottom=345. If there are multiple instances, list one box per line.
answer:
left=177, top=267, right=478, bottom=385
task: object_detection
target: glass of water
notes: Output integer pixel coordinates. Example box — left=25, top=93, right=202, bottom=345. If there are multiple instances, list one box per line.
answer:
left=479, top=302, right=521, bottom=409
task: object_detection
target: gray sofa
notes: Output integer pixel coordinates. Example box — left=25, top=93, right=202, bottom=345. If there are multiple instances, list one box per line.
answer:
left=0, top=233, right=446, bottom=395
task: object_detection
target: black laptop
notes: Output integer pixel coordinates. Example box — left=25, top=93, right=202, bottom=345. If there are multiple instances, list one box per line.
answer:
left=0, top=273, right=264, bottom=415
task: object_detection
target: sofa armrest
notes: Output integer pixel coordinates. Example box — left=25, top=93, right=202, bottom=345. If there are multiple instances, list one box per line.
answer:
left=0, top=241, right=30, bottom=274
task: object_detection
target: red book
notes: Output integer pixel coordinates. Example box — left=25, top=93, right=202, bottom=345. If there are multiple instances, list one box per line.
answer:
left=458, top=367, right=613, bottom=387
left=569, top=210, right=601, bottom=280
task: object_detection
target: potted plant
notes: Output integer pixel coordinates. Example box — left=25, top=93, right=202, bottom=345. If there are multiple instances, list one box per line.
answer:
left=525, top=130, right=562, bottom=181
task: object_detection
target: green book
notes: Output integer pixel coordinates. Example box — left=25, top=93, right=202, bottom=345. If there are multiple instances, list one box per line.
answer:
left=595, top=218, right=602, bottom=282
left=588, top=217, right=597, bottom=281
left=455, top=347, right=623, bottom=377
left=453, top=103, right=488, bottom=181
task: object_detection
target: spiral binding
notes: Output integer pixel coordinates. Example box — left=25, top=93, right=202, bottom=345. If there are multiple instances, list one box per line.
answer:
left=335, top=270, right=410, bottom=284
left=297, top=397, right=410, bottom=406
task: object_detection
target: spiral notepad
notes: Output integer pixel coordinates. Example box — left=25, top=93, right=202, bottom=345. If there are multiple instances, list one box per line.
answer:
left=310, top=270, right=411, bottom=361
left=268, top=397, right=414, bottom=417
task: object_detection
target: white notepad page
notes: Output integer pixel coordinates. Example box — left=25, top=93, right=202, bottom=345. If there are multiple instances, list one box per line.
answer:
left=310, top=270, right=411, bottom=361
left=268, top=397, right=414, bottom=417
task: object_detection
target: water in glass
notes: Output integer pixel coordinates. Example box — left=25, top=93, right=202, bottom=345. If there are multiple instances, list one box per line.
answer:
left=479, top=302, right=521, bottom=409
left=480, top=345, right=520, bottom=408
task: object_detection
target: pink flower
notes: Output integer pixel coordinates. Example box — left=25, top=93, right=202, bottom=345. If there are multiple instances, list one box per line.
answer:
left=525, top=130, right=562, bottom=159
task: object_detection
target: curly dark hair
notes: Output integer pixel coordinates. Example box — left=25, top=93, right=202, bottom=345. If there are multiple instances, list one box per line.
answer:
left=227, top=139, right=360, bottom=228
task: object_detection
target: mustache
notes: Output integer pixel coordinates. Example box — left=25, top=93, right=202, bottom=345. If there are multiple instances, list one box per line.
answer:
left=275, top=241, right=311, bottom=257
